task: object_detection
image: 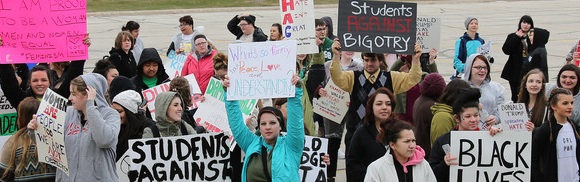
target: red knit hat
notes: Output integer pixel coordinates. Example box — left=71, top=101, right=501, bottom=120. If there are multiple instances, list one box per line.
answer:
left=420, top=73, right=446, bottom=98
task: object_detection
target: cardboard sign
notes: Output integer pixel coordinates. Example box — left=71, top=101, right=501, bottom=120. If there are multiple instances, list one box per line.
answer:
left=450, top=131, right=531, bottom=182
left=142, top=74, right=201, bottom=118
left=128, top=133, right=231, bottom=181
left=279, top=0, right=318, bottom=54
left=416, top=17, right=440, bottom=52
left=35, top=89, right=69, bottom=174
left=227, top=40, right=297, bottom=100
left=194, top=78, right=257, bottom=133
left=312, top=80, right=350, bottom=123
left=165, top=50, right=188, bottom=80
left=498, top=103, right=528, bottom=131
left=337, top=0, right=417, bottom=54
left=0, top=0, right=88, bottom=64
left=300, top=135, right=328, bottom=182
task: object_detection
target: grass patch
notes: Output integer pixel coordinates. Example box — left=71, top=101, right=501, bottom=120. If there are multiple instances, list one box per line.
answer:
left=87, top=0, right=338, bottom=12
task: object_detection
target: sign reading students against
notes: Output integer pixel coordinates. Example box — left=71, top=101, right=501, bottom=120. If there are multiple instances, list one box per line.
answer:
left=194, top=77, right=258, bottom=133
left=312, top=80, right=350, bottom=123
left=337, top=0, right=417, bottom=54
left=227, top=40, right=297, bottom=100
left=498, top=103, right=528, bottom=131
left=35, top=89, right=69, bottom=174
left=0, top=0, right=88, bottom=64
left=128, top=133, right=231, bottom=181
left=416, top=17, right=440, bottom=52
left=450, top=131, right=531, bottom=182
left=142, top=74, right=201, bottom=118
left=279, top=0, right=318, bottom=54
left=300, top=135, right=328, bottom=182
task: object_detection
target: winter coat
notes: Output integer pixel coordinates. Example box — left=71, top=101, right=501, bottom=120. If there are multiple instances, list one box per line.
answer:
left=109, top=48, right=137, bottom=78
left=226, top=15, right=268, bottom=42
left=181, top=48, right=217, bottom=94
left=523, top=28, right=550, bottom=81
left=365, top=147, right=436, bottom=182
left=430, top=103, right=455, bottom=145
left=346, top=123, right=387, bottom=182
left=142, top=92, right=197, bottom=138
left=454, top=33, right=484, bottom=74
left=413, top=95, right=437, bottom=157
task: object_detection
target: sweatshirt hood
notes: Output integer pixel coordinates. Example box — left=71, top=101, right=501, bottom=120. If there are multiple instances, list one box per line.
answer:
left=431, top=102, right=452, bottom=115
left=462, top=53, right=491, bottom=83
left=154, top=91, right=183, bottom=127
left=81, top=73, right=109, bottom=108
left=530, top=27, right=550, bottom=48
left=137, top=48, right=169, bottom=79
left=400, top=146, right=426, bottom=173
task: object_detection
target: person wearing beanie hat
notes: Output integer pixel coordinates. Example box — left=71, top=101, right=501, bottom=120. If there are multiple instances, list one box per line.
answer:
left=111, top=90, right=154, bottom=161
left=452, top=16, right=484, bottom=80
left=413, top=73, right=446, bottom=158
left=227, top=13, right=267, bottom=42
left=108, top=76, right=136, bottom=101
left=502, top=15, right=538, bottom=102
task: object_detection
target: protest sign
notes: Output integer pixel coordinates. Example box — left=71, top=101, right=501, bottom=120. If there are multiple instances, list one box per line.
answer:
left=450, top=131, right=531, bottom=182
left=279, top=0, right=318, bottom=54
left=227, top=40, right=297, bottom=100
left=313, top=80, right=349, bottom=123
left=300, top=135, right=328, bottom=182
left=142, top=74, right=201, bottom=118
left=194, top=77, right=258, bottom=133
left=128, top=133, right=231, bottom=181
left=165, top=50, right=188, bottom=79
left=337, top=0, right=417, bottom=54
left=0, top=88, right=17, bottom=149
left=416, top=17, right=440, bottom=52
left=498, top=103, right=528, bottom=131
left=0, top=0, right=88, bottom=64
left=35, top=89, right=69, bottom=174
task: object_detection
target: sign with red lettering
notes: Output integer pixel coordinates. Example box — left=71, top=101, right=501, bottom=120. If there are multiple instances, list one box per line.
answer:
left=279, top=0, right=317, bottom=54
left=142, top=74, right=201, bottom=118
left=416, top=17, right=440, bottom=52
left=337, top=0, right=417, bottom=54
left=0, top=0, right=88, bottom=64
left=313, top=80, right=349, bottom=123
left=498, top=103, right=528, bottom=131
left=35, top=89, right=69, bottom=174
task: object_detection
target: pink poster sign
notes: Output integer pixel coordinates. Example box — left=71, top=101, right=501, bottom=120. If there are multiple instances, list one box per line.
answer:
left=0, top=0, right=88, bottom=64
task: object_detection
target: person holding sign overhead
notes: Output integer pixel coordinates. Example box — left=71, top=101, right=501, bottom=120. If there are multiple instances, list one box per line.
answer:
left=364, top=120, right=436, bottom=182
left=0, top=97, right=56, bottom=181
left=223, top=74, right=303, bottom=182
left=532, top=88, right=580, bottom=182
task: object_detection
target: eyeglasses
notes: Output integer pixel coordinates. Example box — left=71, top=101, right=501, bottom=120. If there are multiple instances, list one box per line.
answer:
left=238, top=23, right=250, bottom=27
left=316, top=28, right=327, bottom=31
left=195, top=42, right=208, bottom=46
left=472, top=66, right=488, bottom=71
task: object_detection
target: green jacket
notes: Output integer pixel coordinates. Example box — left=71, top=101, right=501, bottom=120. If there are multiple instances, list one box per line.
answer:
left=429, top=103, right=455, bottom=146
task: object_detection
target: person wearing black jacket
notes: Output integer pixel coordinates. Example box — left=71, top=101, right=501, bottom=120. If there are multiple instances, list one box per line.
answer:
left=109, top=31, right=137, bottom=78
left=130, top=48, right=170, bottom=118
left=502, top=15, right=535, bottom=102
left=227, top=14, right=267, bottom=42
left=523, top=28, right=550, bottom=81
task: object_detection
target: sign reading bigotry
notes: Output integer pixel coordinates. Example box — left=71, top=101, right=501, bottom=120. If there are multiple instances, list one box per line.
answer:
left=0, top=0, right=88, bottom=64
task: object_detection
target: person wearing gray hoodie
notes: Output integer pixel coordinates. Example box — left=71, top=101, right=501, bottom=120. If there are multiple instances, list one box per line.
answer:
left=59, top=73, right=120, bottom=181
left=142, top=92, right=197, bottom=138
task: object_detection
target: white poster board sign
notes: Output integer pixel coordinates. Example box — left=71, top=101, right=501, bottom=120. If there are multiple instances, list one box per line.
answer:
left=142, top=74, right=201, bottom=118
left=313, top=80, right=350, bottom=123
left=416, top=17, right=441, bottom=52
left=35, top=89, right=69, bottom=174
left=279, top=0, right=317, bottom=54
left=300, top=135, right=328, bottom=182
left=498, top=103, right=528, bottom=131
left=128, top=133, right=231, bottom=181
left=450, top=131, right=531, bottom=182
left=227, top=40, right=297, bottom=100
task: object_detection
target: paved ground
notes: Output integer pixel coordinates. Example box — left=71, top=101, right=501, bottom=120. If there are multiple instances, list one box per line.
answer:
left=85, top=0, right=580, bottom=181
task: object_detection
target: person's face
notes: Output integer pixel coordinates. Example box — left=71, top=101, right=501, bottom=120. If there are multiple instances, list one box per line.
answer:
left=552, top=94, right=574, bottom=119
left=455, top=107, right=480, bottom=131
left=259, top=113, right=281, bottom=144
left=389, top=129, right=416, bottom=160
left=106, top=68, right=119, bottom=86
left=68, top=85, right=87, bottom=111
left=130, top=29, right=140, bottom=38
left=214, top=69, right=227, bottom=81
left=315, top=25, right=327, bottom=39
left=559, top=71, right=578, bottom=91
left=363, top=55, right=380, bottom=74
left=468, top=19, right=479, bottom=33
left=520, top=22, right=532, bottom=32
left=194, top=38, right=208, bottom=55
left=121, top=35, right=132, bottom=52
left=142, top=61, right=159, bottom=78
left=112, top=103, right=127, bottom=125
left=528, top=30, right=535, bottom=42
left=470, top=58, right=488, bottom=83
left=525, top=73, right=543, bottom=96
left=341, top=51, right=355, bottom=60
left=373, top=93, right=392, bottom=122
left=179, top=22, right=193, bottom=35
left=296, top=54, right=307, bottom=61
left=30, top=71, right=50, bottom=97
left=166, top=97, right=183, bottom=123
left=239, top=20, right=253, bottom=35
left=270, top=26, right=281, bottom=40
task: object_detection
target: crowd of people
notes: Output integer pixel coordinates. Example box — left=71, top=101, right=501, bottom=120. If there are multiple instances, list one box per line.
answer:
left=0, top=10, right=579, bottom=182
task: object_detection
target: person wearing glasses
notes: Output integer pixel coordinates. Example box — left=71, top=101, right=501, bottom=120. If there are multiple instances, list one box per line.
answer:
left=167, top=15, right=203, bottom=56
left=227, top=13, right=267, bottom=42
left=462, top=54, right=505, bottom=128
left=180, top=34, right=217, bottom=95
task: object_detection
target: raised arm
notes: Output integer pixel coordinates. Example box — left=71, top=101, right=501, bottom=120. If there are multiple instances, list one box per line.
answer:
left=390, top=43, right=422, bottom=94
left=329, top=39, right=354, bottom=93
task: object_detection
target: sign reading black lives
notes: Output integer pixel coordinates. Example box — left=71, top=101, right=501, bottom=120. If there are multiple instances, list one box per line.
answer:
left=338, top=0, right=417, bottom=54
